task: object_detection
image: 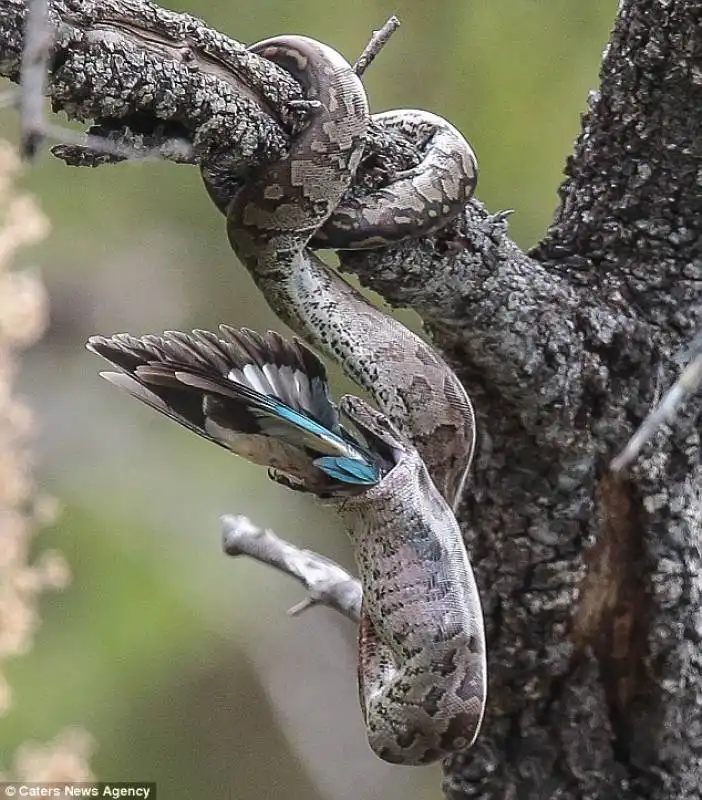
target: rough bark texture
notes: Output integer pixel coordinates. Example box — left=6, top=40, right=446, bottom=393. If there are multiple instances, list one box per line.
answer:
left=1, top=1, right=700, bottom=798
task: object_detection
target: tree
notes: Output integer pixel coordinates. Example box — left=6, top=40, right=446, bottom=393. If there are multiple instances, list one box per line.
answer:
left=0, top=1, right=699, bottom=797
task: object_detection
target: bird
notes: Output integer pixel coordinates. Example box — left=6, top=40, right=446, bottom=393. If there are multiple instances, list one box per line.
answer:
left=86, top=325, right=390, bottom=496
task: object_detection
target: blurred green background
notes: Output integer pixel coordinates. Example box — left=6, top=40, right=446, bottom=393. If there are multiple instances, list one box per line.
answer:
left=2, top=1, right=615, bottom=797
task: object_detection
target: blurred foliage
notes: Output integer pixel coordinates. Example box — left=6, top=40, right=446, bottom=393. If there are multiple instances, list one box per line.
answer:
left=0, top=1, right=616, bottom=798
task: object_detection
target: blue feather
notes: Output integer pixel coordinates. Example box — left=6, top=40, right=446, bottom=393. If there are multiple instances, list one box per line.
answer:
left=88, top=326, right=390, bottom=493
left=272, top=401, right=350, bottom=446
left=313, top=456, right=381, bottom=485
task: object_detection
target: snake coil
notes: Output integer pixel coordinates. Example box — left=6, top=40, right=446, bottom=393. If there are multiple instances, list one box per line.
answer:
left=88, top=33, right=487, bottom=766
left=221, top=35, right=487, bottom=764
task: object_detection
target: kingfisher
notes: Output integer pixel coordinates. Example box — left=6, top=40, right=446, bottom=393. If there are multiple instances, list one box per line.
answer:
left=86, top=326, right=390, bottom=496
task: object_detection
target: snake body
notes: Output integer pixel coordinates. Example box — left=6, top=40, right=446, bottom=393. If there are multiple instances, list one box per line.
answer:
left=337, top=396, right=486, bottom=764
left=222, top=36, right=486, bottom=764
left=87, top=33, right=486, bottom=766
left=228, top=36, right=477, bottom=505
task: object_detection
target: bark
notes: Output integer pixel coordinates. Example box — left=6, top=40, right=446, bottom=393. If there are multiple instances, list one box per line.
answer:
left=1, top=1, right=700, bottom=798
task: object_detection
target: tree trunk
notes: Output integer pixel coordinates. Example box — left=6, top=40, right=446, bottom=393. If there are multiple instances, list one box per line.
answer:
left=433, top=2, right=701, bottom=795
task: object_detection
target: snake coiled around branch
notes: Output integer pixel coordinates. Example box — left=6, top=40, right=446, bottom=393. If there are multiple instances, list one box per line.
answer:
left=220, top=35, right=486, bottom=764
left=88, top=34, right=487, bottom=766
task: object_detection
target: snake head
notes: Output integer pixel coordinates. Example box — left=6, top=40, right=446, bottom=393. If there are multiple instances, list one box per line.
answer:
left=338, top=395, right=407, bottom=467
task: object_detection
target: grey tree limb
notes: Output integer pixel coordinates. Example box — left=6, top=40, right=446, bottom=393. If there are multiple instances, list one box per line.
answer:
left=18, top=0, right=49, bottom=158
left=611, top=333, right=702, bottom=472
left=221, top=514, right=362, bottom=623
left=0, top=0, right=298, bottom=167
left=1, top=1, right=700, bottom=798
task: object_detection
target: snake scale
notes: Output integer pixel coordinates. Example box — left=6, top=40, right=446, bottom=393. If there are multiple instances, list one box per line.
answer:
left=224, top=36, right=486, bottom=764
left=89, top=35, right=487, bottom=765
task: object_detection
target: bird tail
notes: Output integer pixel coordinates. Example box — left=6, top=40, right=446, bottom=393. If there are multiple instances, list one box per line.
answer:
left=87, top=326, right=387, bottom=495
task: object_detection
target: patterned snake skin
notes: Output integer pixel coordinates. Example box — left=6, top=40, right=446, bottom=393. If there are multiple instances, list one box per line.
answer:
left=217, top=35, right=487, bottom=764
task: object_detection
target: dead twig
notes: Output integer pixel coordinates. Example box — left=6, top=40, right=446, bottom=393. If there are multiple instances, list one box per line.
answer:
left=221, top=514, right=362, bottom=623
left=353, top=15, right=400, bottom=77
left=610, top=333, right=702, bottom=472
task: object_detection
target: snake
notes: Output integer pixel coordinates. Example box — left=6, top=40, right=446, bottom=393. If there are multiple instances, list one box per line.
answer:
left=218, top=35, right=486, bottom=764
left=88, top=35, right=487, bottom=765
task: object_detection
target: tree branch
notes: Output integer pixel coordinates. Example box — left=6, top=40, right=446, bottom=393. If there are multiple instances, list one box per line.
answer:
left=18, top=0, right=50, bottom=158
left=1, top=0, right=298, bottom=167
left=611, top=332, right=702, bottom=472
left=0, top=0, right=556, bottom=416
left=221, top=514, right=362, bottom=624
